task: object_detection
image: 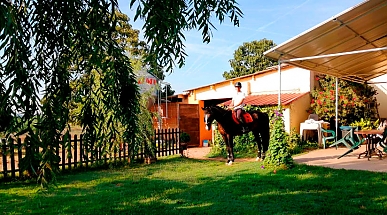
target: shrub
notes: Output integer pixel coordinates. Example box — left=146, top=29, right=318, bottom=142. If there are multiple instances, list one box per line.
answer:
left=208, top=128, right=226, bottom=157
left=309, top=74, right=378, bottom=125
left=264, top=109, right=294, bottom=169
left=350, top=118, right=379, bottom=130
left=287, top=128, right=301, bottom=155
left=180, top=132, right=190, bottom=143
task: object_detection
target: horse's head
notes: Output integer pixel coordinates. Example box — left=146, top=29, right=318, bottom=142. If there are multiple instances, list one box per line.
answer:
left=202, top=106, right=227, bottom=130
left=202, top=106, right=216, bottom=131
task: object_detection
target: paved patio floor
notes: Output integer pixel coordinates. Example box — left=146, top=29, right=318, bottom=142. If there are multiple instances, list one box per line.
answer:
left=186, top=146, right=387, bottom=172
left=293, top=147, right=387, bottom=172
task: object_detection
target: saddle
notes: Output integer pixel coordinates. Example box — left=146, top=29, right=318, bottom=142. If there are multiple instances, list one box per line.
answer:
left=232, top=110, right=253, bottom=124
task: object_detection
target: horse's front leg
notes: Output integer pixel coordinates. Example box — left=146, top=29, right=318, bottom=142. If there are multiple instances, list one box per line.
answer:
left=225, top=135, right=235, bottom=165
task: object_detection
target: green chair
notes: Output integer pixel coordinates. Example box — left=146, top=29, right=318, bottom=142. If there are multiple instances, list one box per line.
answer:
left=329, top=126, right=356, bottom=149
left=337, top=127, right=375, bottom=159
left=348, top=126, right=366, bottom=146
left=321, top=128, right=335, bottom=149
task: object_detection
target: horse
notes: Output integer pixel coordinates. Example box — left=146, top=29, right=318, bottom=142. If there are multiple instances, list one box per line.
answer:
left=202, top=106, right=270, bottom=165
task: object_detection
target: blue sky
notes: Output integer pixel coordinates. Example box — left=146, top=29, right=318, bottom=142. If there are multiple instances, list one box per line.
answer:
left=118, top=0, right=364, bottom=94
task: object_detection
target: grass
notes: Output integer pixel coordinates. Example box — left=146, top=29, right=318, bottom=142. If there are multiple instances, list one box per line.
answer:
left=1, top=156, right=387, bottom=215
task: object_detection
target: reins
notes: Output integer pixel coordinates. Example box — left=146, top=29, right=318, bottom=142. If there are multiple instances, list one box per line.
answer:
left=211, top=106, right=230, bottom=121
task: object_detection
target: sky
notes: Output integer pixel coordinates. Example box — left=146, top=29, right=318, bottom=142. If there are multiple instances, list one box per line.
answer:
left=118, top=0, right=364, bottom=94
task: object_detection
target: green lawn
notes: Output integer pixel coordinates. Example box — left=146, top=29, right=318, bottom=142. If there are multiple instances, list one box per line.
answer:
left=1, top=156, right=387, bottom=214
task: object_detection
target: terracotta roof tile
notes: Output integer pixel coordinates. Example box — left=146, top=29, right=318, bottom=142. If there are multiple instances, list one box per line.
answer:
left=222, top=92, right=309, bottom=106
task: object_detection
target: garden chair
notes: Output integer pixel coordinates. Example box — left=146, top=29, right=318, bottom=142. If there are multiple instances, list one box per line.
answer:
left=321, top=128, right=335, bottom=149
left=329, top=126, right=355, bottom=149
left=377, top=119, right=387, bottom=150
left=337, top=127, right=381, bottom=159
left=376, top=127, right=387, bottom=153
left=308, top=114, right=319, bottom=121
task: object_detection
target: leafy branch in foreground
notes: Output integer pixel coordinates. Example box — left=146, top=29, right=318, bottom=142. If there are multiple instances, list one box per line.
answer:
left=130, top=0, right=243, bottom=72
left=1, top=0, right=244, bottom=187
left=1, top=1, right=139, bottom=187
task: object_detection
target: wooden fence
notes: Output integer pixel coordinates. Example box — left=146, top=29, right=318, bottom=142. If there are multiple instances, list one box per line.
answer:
left=0, top=128, right=182, bottom=181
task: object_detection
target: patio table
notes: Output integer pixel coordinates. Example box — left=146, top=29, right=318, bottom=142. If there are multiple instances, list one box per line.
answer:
left=354, top=130, right=384, bottom=160
left=338, top=129, right=384, bottom=160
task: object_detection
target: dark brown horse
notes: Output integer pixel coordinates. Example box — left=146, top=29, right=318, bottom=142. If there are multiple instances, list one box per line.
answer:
left=202, top=106, right=270, bottom=165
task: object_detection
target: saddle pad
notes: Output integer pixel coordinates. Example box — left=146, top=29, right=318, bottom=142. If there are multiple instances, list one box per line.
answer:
left=232, top=111, right=253, bottom=124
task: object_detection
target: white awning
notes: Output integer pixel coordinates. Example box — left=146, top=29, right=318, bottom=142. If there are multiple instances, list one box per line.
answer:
left=264, top=0, right=387, bottom=83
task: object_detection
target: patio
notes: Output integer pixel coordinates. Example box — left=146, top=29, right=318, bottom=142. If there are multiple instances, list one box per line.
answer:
left=293, top=147, right=387, bottom=172
left=186, top=146, right=387, bottom=172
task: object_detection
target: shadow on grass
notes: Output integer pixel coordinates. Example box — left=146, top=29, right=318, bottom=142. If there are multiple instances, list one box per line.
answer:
left=1, top=156, right=387, bottom=214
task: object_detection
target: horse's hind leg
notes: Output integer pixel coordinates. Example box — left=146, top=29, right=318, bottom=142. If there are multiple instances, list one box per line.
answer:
left=253, top=131, right=263, bottom=161
left=260, top=123, right=270, bottom=161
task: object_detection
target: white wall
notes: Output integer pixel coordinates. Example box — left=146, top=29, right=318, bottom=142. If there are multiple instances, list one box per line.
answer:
left=195, top=82, right=236, bottom=100
left=371, top=74, right=387, bottom=118
left=249, top=67, right=312, bottom=94
left=194, top=67, right=312, bottom=101
left=373, top=84, right=387, bottom=118
left=289, top=93, right=311, bottom=133
left=283, top=108, right=291, bottom=133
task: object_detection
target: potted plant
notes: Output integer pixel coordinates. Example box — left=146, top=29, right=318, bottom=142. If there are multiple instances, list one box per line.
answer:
left=179, top=132, right=190, bottom=157
left=350, top=118, right=379, bottom=130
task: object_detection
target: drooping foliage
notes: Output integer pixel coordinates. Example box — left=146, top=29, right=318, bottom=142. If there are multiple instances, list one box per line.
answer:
left=223, top=39, right=277, bottom=80
left=1, top=0, right=244, bottom=186
left=130, top=0, right=243, bottom=72
left=68, top=10, right=146, bottom=126
left=68, top=9, right=160, bottom=160
left=1, top=0, right=138, bottom=186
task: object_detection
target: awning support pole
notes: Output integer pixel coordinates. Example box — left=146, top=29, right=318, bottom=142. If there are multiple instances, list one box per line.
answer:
left=335, top=77, right=339, bottom=141
left=278, top=61, right=282, bottom=108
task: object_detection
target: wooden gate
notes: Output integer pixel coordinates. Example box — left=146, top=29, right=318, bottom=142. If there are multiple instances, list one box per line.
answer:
left=178, top=104, right=200, bottom=147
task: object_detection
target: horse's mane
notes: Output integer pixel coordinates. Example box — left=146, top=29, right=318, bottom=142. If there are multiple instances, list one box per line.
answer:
left=211, top=106, right=229, bottom=114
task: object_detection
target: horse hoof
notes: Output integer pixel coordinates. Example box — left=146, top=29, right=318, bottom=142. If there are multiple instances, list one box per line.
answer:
left=226, top=161, right=233, bottom=165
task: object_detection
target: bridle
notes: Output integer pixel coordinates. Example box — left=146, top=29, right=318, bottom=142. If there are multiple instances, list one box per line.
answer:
left=204, top=109, right=213, bottom=130
left=204, top=106, right=228, bottom=130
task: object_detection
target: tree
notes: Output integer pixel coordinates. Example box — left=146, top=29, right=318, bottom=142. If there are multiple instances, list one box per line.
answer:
left=222, top=39, right=277, bottom=80
left=161, top=85, right=175, bottom=98
left=68, top=10, right=146, bottom=126
left=1, top=1, right=138, bottom=186
left=1, top=0, right=243, bottom=186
